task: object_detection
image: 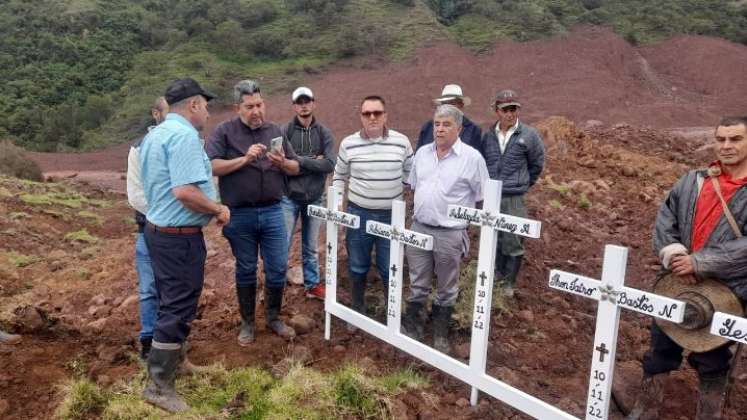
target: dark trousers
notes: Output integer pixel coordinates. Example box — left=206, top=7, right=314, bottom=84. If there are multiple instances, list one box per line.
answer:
left=144, top=228, right=206, bottom=344
left=642, top=323, right=733, bottom=379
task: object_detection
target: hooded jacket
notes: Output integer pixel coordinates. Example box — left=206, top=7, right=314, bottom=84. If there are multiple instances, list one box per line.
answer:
left=654, top=169, right=747, bottom=299
left=281, top=116, right=336, bottom=203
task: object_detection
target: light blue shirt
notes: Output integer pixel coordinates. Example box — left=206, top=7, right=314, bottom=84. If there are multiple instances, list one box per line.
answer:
left=409, top=138, right=489, bottom=228
left=140, top=113, right=216, bottom=227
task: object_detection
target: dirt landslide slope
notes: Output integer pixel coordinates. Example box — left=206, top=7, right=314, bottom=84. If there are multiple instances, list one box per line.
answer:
left=2, top=116, right=746, bottom=419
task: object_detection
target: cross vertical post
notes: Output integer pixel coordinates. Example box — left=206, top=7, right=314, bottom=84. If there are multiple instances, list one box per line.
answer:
left=386, top=200, right=406, bottom=334
left=323, top=186, right=342, bottom=340
left=468, top=180, right=501, bottom=405
left=585, top=245, right=626, bottom=420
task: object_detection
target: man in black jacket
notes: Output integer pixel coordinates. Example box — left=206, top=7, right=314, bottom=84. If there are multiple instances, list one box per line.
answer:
left=281, top=87, right=336, bottom=300
left=481, top=89, right=545, bottom=297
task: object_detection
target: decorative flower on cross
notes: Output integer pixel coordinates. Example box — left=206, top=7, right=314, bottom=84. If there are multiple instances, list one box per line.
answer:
left=481, top=210, right=495, bottom=227
left=599, top=284, right=619, bottom=304
left=390, top=227, right=400, bottom=239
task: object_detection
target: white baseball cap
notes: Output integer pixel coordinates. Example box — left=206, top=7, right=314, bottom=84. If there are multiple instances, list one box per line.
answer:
left=291, top=87, right=314, bottom=103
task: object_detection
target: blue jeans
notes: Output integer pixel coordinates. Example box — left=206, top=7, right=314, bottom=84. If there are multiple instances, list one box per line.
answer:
left=345, top=203, right=391, bottom=287
left=281, top=196, right=322, bottom=289
left=223, top=203, right=289, bottom=289
left=135, top=233, right=157, bottom=340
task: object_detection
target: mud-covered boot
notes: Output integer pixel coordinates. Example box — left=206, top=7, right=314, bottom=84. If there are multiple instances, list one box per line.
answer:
left=625, top=373, right=666, bottom=420
left=696, top=375, right=727, bottom=420
left=143, top=342, right=189, bottom=413
left=432, top=304, right=453, bottom=354
left=347, top=275, right=366, bottom=333
left=501, top=255, right=523, bottom=298
left=401, top=301, right=425, bottom=341
left=236, top=285, right=257, bottom=346
left=177, top=341, right=206, bottom=376
left=0, top=330, right=21, bottom=345
left=265, top=286, right=295, bottom=339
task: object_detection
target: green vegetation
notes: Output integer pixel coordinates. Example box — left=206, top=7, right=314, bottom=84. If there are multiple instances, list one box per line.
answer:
left=55, top=363, right=429, bottom=419
left=577, top=193, right=592, bottom=209
left=7, top=252, right=43, bottom=268
left=1, top=1, right=745, bottom=152
left=65, top=229, right=99, bottom=244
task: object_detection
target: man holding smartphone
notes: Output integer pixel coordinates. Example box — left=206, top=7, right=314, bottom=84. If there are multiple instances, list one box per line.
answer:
left=207, top=79, right=301, bottom=346
left=281, top=87, right=336, bottom=301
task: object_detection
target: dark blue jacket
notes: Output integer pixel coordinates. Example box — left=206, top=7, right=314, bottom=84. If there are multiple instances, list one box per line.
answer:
left=416, top=116, right=483, bottom=156
left=481, top=121, right=545, bottom=196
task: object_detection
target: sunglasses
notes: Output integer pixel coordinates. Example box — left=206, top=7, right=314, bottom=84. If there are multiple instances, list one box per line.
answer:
left=361, top=110, right=385, bottom=118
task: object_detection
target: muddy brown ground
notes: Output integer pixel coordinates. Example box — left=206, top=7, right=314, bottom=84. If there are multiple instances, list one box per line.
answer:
left=5, top=27, right=747, bottom=419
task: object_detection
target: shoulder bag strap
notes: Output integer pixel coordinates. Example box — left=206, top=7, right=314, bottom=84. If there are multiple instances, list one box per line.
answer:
left=708, top=166, right=743, bottom=238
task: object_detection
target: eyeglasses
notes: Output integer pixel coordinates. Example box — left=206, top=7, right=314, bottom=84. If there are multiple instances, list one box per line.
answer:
left=361, top=110, right=385, bottom=118
left=497, top=105, right=518, bottom=113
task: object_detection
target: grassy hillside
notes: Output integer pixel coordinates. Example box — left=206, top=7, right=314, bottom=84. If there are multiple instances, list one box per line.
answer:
left=1, top=0, right=745, bottom=152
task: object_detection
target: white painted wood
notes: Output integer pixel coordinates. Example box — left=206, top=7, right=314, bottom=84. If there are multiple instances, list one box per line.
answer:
left=366, top=220, right=434, bottom=251
left=711, top=312, right=747, bottom=345
left=386, top=200, right=407, bottom=334
left=448, top=204, right=542, bottom=238
left=548, top=245, right=686, bottom=420
left=306, top=186, right=360, bottom=340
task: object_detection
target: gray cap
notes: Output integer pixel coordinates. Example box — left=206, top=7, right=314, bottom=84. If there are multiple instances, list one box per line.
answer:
left=494, top=89, right=521, bottom=109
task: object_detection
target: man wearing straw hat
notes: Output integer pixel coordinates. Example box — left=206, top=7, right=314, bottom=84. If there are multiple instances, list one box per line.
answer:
left=627, top=116, right=747, bottom=420
left=416, top=84, right=483, bottom=155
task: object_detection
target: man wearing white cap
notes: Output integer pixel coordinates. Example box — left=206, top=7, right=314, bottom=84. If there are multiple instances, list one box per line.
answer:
left=416, top=84, right=483, bottom=155
left=281, top=87, right=336, bottom=300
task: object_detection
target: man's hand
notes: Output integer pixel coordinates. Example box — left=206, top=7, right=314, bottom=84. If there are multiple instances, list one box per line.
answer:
left=214, top=205, right=230, bottom=227
left=268, top=149, right=285, bottom=168
left=670, top=254, right=697, bottom=280
left=244, top=144, right=267, bottom=164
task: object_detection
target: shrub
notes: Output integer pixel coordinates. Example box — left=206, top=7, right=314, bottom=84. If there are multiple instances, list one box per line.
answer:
left=0, top=140, right=43, bottom=181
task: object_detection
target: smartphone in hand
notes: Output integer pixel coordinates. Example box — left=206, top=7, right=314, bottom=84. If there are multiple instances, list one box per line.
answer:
left=270, top=137, right=283, bottom=154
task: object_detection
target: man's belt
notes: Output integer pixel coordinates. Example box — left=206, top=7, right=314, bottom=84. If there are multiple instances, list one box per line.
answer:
left=146, top=222, right=202, bottom=234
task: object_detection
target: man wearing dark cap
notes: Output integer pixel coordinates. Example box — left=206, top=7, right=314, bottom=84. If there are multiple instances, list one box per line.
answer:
left=281, top=87, right=336, bottom=301
left=481, top=89, right=545, bottom=297
left=140, top=78, right=230, bottom=413
left=207, top=79, right=301, bottom=346
left=416, top=84, right=483, bottom=155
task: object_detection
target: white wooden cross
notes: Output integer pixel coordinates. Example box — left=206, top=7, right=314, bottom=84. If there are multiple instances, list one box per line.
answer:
left=365, top=200, right=433, bottom=332
left=711, top=312, right=747, bottom=344
left=306, top=186, right=360, bottom=340
left=313, top=183, right=578, bottom=419
left=447, top=179, right=542, bottom=405
left=549, top=245, right=687, bottom=420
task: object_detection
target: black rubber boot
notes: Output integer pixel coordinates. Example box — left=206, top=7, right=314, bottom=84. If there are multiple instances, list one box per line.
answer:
left=696, top=375, right=728, bottom=420
left=401, top=301, right=425, bottom=341
left=236, top=285, right=257, bottom=346
left=494, top=253, right=508, bottom=282
left=502, top=255, right=523, bottom=297
left=143, top=344, right=189, bottom=413
left=140, top=337, right=152, bottom=360
left=347, top=274, right=366, bottom=332
left=432, top=304, right=453, bottom=354
left=265, top=286, right=295, bottom=339
left=176, top=341, right=205, bottom=376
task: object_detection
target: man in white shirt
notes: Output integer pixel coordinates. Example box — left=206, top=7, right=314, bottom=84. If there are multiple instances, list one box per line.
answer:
left=126, top=96, right=167, bottom=359
left=402, top=104, right=489, bottom=353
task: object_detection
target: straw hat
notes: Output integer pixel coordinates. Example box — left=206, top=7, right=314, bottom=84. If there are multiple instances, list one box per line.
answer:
left=654, top=272, right=744, bottom=353
left=433, top=84, right=471, bottom=106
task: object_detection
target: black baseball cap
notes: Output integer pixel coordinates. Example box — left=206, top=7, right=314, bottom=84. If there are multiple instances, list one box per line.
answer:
left=164, top=78, right=216, bottom=105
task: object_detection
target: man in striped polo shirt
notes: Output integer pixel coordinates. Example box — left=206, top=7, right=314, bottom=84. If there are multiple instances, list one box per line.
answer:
left=333, top=95, right=413, bottom=324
